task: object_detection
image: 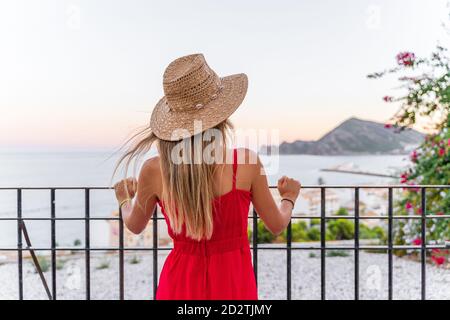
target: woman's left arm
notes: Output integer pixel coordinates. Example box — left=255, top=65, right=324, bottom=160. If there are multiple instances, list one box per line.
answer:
left=114, top=158, right=159, bottom=234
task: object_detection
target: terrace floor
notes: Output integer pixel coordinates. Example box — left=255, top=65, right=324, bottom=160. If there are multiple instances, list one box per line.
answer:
left=1, top=246, right=449, bottom=300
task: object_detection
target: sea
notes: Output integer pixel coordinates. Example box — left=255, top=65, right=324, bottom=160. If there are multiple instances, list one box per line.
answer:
left=0, top=151, right=411, bottom=249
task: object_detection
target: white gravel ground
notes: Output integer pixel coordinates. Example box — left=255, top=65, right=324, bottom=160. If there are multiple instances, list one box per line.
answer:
left=1, top=248, right=449, bottom=300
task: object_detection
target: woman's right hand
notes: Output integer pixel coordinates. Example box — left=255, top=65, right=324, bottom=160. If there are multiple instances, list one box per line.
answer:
left=114, top=177, right=138, bottom=204
left=277, top=176, right=301, bottom=202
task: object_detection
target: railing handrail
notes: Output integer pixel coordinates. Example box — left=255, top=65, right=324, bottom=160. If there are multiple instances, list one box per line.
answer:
left=0, top=184, right=449, bottom=190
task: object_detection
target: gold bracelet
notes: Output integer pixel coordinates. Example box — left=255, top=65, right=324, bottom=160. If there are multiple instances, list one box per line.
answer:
left=119, top=198, right=131, bottom=209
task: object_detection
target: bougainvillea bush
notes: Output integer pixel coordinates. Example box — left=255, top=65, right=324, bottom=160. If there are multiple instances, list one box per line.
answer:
left=368, top=46, right=450, bottom=266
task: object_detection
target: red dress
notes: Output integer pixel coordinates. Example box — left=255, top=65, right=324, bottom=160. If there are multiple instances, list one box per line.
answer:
left=156, top=149, right=258, bottom=300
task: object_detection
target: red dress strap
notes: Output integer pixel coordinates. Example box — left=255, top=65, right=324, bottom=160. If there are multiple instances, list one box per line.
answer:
left=232, top=148, right=237, bottom=190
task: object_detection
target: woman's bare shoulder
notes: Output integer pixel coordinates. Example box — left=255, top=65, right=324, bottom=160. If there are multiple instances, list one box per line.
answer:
left=235, top=148, right=262, bottom=177
left=142, top=156, right=160, bottom=171
left=235, top=148, right=261, bottom=164
left=137, top=156, right=162, bottom=198
left=139, top=156, right=162, bottom=183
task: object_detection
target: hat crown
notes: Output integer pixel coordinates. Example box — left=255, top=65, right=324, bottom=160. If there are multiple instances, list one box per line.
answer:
left=163, top=54, right=222, bottom=112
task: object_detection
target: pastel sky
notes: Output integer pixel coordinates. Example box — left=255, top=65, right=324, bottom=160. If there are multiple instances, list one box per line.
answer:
left=1, top=0, right=448, bottom=150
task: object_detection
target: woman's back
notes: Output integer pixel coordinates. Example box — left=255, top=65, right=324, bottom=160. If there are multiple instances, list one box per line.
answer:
left=156, top=148, right=258, bottom=299
left=159, top=148, right=251, bottom=241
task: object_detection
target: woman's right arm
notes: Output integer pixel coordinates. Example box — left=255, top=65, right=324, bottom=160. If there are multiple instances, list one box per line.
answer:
left=114, top=157, right=160, bottom=234
left=251, top=154, right=301, bottom=235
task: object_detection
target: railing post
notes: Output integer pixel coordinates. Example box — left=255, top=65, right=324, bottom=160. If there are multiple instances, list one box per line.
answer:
left=84, top=189, right=90, bottom=300
left=119, top=205, right=124, bottom=300
left=17, top=189, right=23, bottom=300
left=420, top=187, right=426, bottom=300
left=50, top=188, right=56, bottom=300
left=388, top=187, right=393, bottom=300
left=286, top=220, right=292, bottom=300
left=354, top=187, right=359, bottom=300
left=252, top=208, right=258, bottom=285
left=320, top=187, right=326, bottom=300
left=152, top=207, right=158, bottom=299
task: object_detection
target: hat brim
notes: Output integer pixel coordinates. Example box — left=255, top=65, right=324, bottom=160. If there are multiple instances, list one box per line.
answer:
left=150, top=73, right=248, bottom=141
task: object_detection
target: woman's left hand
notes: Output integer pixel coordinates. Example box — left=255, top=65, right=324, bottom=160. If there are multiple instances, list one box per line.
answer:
left=114, top=177, right=138, bottom=203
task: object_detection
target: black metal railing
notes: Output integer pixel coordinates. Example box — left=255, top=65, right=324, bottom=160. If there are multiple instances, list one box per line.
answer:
left=0, top=185, right=449, bottom=300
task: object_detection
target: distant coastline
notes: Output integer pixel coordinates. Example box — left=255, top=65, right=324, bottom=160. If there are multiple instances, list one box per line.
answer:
left=262, top=117, right=424, bottom=156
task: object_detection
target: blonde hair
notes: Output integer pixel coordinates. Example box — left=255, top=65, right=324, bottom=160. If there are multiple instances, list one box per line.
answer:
left=114, top=119, right=233, bottom=240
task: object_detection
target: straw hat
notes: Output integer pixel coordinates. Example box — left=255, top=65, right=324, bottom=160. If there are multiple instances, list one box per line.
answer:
left=150, top=54, right=248, bottom=141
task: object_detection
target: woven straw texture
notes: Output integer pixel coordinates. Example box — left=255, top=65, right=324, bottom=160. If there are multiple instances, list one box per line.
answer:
left=150, top=54, right=248, bottom=141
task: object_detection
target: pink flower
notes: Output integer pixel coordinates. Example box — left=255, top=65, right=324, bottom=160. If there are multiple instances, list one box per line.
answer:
left=437, top=211, right=444, bottom=216
left=431, top=249, right=448, bottom=266
left=400, top=173, right=408, bottom=183
left=410, top=150, right=418, bottom=163
left=448, top=139, right=450, bottom=147
left=412, top=238, right=422, bottom=246
left=405, top=201, right=413, bottom=210
left=383, top=96, right=393, bottom=102
left=416, top=208, right=422, bottom=215
left=396, top=52, right=415, bottom=66
left=439, top=148, right=445, bottom=157
left=384, top=123, right=392, bottom=129
left=432, top=255, right=446, bottom=266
